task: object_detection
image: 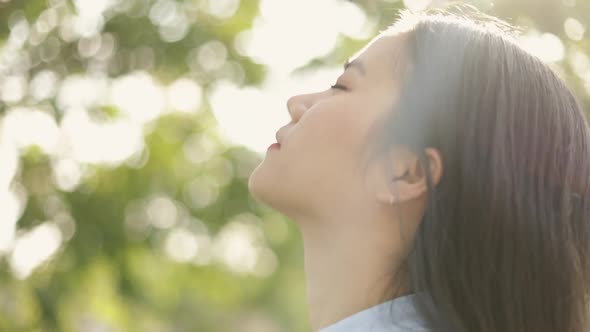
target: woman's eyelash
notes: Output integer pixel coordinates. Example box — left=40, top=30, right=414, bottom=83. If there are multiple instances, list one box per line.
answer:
left=330, top=84, right=347, bottom=90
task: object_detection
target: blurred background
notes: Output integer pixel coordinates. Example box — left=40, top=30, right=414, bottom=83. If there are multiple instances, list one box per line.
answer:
left=0, top=0, right=587, bottom=331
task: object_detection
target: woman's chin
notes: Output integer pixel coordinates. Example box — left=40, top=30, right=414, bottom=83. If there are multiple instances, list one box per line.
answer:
left=248, top=165, right=274, bottom=202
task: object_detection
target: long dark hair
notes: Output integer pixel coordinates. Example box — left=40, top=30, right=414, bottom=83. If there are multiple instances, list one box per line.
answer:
left=366, top=8, right=590, bottom=332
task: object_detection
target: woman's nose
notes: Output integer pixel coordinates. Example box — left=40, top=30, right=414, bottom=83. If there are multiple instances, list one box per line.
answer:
left=286, top=94, right=310, bottom=121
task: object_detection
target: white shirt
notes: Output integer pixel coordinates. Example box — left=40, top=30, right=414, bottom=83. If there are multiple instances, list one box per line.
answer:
left=318, top=293, right=431, bottom=332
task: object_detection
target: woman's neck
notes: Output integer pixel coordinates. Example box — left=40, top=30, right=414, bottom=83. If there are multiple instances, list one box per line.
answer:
left=298, top=215, right=409, bottom=331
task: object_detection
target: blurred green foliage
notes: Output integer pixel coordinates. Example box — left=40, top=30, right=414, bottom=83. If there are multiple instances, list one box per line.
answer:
left=0, top=0, right=588, bottom=331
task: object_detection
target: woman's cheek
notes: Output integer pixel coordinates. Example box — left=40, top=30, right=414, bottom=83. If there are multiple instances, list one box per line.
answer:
left=322, top=106, right=365, bottom=155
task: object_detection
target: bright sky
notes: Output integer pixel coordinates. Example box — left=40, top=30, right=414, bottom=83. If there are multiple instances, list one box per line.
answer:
left=210, top=0, right=374, bottom=154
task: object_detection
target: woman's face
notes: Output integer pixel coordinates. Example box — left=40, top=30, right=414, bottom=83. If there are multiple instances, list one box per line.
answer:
left=249, top=33, right=407, bottom=223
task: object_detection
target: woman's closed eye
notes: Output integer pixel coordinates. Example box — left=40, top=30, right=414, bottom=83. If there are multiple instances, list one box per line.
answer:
left=330, top=83, right=347, bottom=91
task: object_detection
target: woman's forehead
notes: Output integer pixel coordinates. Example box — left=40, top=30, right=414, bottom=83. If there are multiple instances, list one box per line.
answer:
left=352, top=34, right=407, bottom=79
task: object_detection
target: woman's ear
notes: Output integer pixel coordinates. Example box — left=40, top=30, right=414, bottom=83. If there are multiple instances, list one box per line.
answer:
left=376, top=147, right=443, bottom=205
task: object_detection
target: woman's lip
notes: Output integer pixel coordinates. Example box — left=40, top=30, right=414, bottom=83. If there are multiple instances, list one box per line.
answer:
left=267, top=143, right=281, bottom=150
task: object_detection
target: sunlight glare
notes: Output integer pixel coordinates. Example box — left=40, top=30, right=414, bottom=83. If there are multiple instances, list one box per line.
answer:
left=403, top=0, right=433, bottom=12
left=60, top=108, right=144, bottom=165
left=164, top=227, right=199, bottom=263
left=73, top=0, right=113, bottom=18
left=564, top=17, right=585, bottom=41
left=0, top=186, right=26, bottom=253
left=1, top=75, right=27, bottom=104
left=35, top=8, right=60, bottom=34
left=166, top=78, right=202, bottom=113
left=202, top=0, right=240, bottom=19
left=0, top=140, right=19, bottom=190
left=52, top=158, right=83, bottom=192
left=10, top=222, right=62, bottom=279
left=8, top=17, right=29, bottom=48
left=518, top=31, right=565, bottom=63
left=197, top=40, right=228, bottom=72
left=1, top=107, right=60, bottom=155
left=213, top=221, right=261, bottom=275
left=29, top=70, right=59, bottom=101
left=209, top=66, right=341, bottom=152
left=212, top=214, right=276, bottom=277
left=568, top=50, right=589, bottom=79
left=213, top=0, right=374, bottom=153
left=246, top=0, right=370, bottom=73
left=183, top=176, right=220, bottom=209
left=57, top=74, right=109, bottom=109
left=110, top=71, right=165, bottom=124
left=147, top=195, right=178, bottom=229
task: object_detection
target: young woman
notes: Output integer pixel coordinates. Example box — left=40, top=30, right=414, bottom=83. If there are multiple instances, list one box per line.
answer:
left=248, top=8, right=590, bottom=332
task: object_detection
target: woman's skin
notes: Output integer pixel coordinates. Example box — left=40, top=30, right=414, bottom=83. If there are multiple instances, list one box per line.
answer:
left=248, top=31, right=444, bottom=331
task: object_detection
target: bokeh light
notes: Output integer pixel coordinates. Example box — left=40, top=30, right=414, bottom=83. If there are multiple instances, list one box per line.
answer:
left=10, top=222, right=62, bottom=279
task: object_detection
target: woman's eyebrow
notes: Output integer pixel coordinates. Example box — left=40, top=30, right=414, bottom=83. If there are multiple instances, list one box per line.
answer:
left=344, top=58, right=366, bottom=76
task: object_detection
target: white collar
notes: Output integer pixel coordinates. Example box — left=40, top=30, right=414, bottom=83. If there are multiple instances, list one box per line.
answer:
left=318, top=293, right=430, bottom=332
